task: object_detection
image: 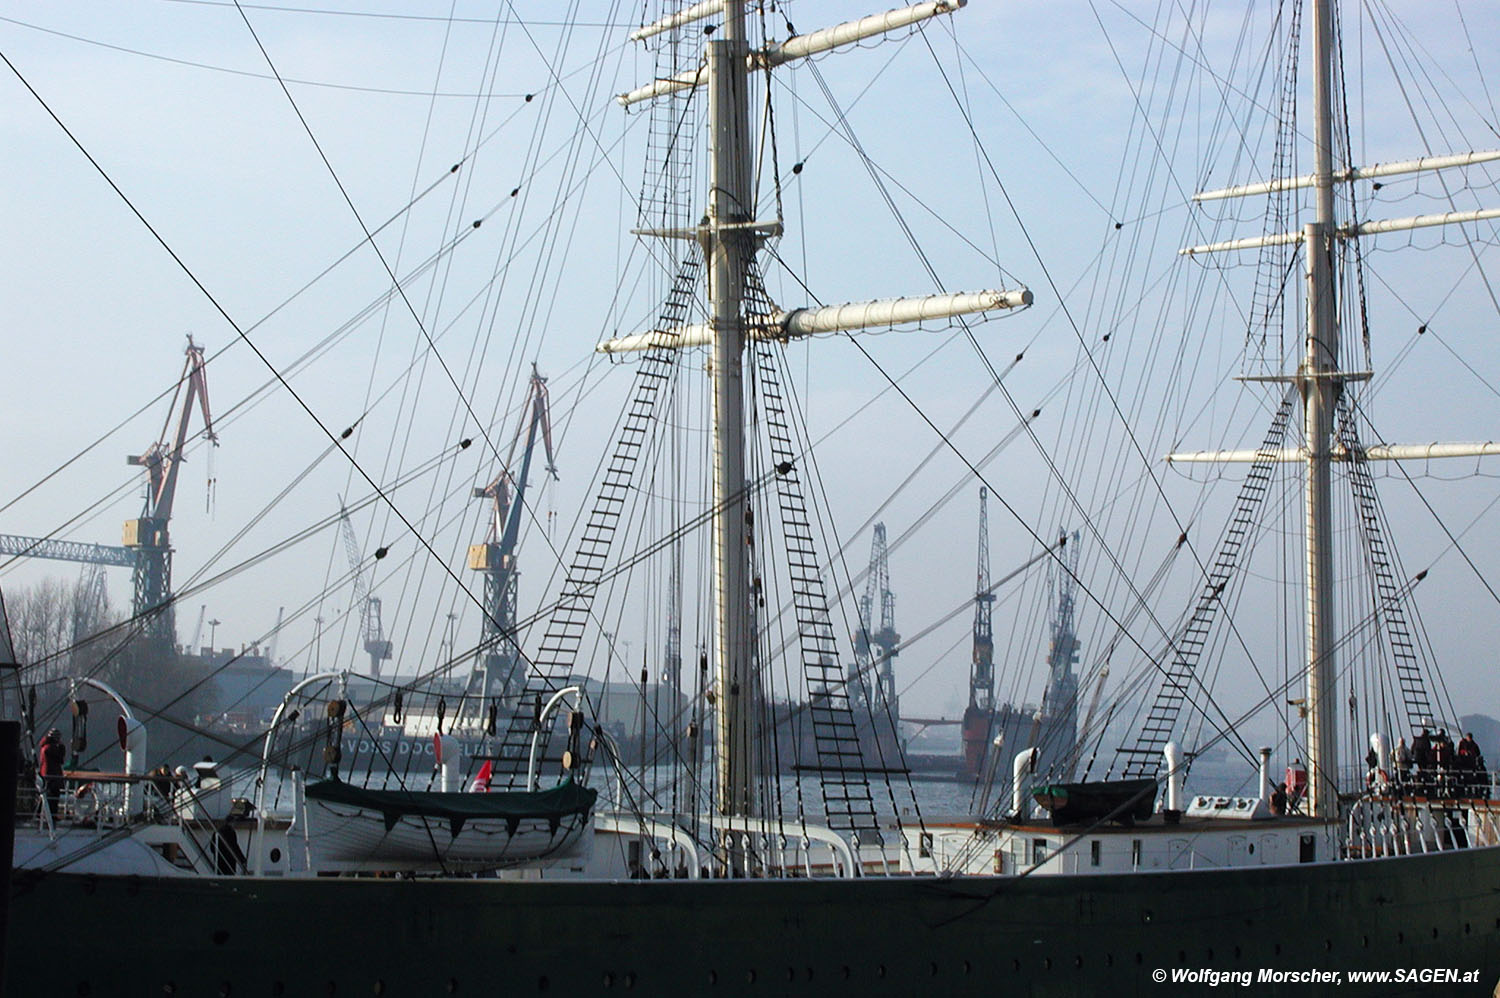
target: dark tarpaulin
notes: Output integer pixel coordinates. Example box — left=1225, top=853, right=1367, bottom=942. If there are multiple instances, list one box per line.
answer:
left=305, top=777, right=597, bottom=837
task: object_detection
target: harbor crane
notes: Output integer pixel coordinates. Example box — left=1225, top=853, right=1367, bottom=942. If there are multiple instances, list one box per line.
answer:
left=0, top=339, right=215, bottom=655
left=850, top=523, right=899, bottom=715
left=338, top=500, right=392, bottom=678
left=961, top=487, right=997, bottom=776
left=466, top=367, right=556, bottom=700
left=1041, top=529, right=1081, bottom=758
left=123, top=337, right=216, bottom=651
left=661, top=551, right=683, bottom=690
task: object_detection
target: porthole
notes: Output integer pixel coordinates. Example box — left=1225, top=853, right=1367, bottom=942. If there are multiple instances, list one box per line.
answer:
left=877, top=965, right=887, bottom=978
left=707, top=971, right=717, bottom=986
left=537, top=976, right=549, bottom=991
left=745, top=970, right=756, bottom=985
left=446, top=979, right=459, bottom=994
left=269, top=848, right=282, bottom=863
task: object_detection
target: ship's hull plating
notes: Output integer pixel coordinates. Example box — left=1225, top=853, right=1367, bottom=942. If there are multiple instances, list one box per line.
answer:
left=9, top=846, right=1500, bottom=996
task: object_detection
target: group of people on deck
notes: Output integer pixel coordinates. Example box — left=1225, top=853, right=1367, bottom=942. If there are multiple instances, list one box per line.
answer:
left=1380, top=728, right=1490, bottom=799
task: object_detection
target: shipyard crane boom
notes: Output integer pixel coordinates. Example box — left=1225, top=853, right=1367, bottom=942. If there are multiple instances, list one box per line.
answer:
left=0, top=536, right=134, bottom=569
left=123, top=337, right=217, bottom=650
left=338, top=500, right=392, bottom=678
left=189, top=605, right=207, bottom=651
left=265, top=606, right=285, bottom=667
left=467, top=367, right=557, bottom=699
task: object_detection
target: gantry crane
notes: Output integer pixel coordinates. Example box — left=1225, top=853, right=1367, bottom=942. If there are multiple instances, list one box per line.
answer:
left=466, top=367, right=556, bottom=700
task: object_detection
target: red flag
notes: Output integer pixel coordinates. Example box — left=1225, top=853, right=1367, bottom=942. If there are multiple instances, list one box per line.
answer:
left=469, top=759, right=493, bottom=794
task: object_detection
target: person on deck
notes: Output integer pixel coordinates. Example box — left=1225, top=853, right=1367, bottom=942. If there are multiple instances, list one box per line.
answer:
left=1433, top=731, right=1455, bottom=797
left=37, top=728, right=66, bottom=822
left=212, top=819, right=246, bottom=875
left=1270, top=782, right=1288, bottom=817
left=1284, top=760, right=1307, bottom=812
left=1394, top=737, right=1412, bottom=786
left=1411, top=728, right=1433, bottom=793
left=1458, top=733, right=1484, bottom=796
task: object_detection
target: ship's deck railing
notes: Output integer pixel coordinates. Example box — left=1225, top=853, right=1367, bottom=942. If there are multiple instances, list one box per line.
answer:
left=1344, top=793, right=1500, bottom=858
left=23, top=769, right=184, bottom=839
left=596, top=812, right=858, bottom=879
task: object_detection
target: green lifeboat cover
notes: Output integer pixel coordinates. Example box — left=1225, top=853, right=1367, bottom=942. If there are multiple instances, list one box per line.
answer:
left=305, top=776, right=597, bottom=836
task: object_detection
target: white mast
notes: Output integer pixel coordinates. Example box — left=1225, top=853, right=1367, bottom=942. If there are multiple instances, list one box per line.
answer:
left=705, top=0, right=759, bottom=822
left=620, top=1, right=1026, bottom=863
left=1303, top=0, right=1338, bottom=819
left=1175, top=0, right=1495, bottom=819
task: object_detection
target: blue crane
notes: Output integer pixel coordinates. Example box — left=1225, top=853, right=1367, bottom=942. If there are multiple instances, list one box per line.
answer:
left=466, top=367, right=556, bottom=700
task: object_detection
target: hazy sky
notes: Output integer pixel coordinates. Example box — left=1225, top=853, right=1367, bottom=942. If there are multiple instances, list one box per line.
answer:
left=3, top=1, right=1499, bottom=764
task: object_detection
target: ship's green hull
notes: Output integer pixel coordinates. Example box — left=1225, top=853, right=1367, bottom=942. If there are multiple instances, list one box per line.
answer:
left=9, top=846, right=1500, bottom=996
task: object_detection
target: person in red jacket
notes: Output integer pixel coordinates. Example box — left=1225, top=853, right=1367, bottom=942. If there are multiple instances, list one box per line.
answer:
left=38, top=728, right=66, bottom=822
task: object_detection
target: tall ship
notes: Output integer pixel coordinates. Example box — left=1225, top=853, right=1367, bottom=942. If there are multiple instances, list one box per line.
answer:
left=5, top=1, right=1500, bottom=994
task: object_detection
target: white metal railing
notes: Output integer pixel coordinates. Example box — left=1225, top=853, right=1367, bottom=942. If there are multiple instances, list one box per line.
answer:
left=1345, top=794, right=1499, bottom=857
